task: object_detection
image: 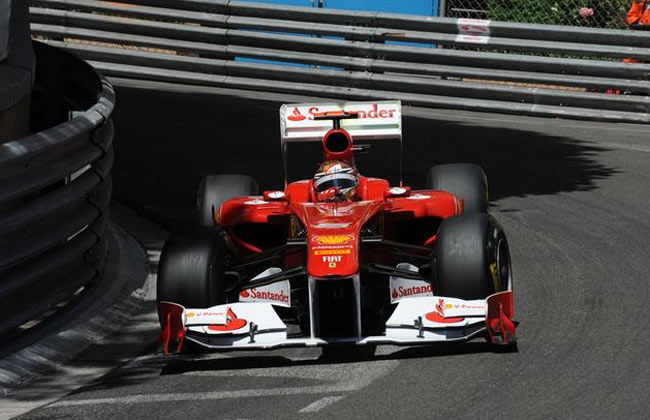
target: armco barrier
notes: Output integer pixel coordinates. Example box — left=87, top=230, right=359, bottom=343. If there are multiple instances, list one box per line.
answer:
left=28, top=0, right=650, bottom=123
left=0, top=41, right=114, bottom=336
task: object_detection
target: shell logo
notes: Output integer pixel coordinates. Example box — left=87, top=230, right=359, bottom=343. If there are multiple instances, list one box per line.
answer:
left=187, top=312, right=195, bottom=318
left=312, top=235, right=355, bottom=245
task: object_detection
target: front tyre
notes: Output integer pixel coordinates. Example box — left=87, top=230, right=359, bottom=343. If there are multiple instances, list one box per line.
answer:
left=157, top=230, right=228, bottom=308
left=433, top=213, right=511, bottom=300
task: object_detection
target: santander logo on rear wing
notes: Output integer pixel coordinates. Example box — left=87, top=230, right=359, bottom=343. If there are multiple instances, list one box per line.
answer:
left=280, top=101, right=402, bottom=143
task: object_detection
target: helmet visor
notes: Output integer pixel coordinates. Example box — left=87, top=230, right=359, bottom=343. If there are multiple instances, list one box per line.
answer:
left=314, top=173, right=357, bottom=192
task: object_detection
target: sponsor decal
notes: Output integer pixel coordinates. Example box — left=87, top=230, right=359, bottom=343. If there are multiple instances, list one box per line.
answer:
left=351, top=103, right=397, bottom=119
left=267, top=191, right=285, bottom=199
left=391, top=284, right=432, bottom=301
left=313, top=222, right=351, bottom=229
left=187, top=311, right=224, bottom=318
left=390, top=275, right=433, bottom=303
left=244, top=199, right=269, bottom=205
left=296, top=103, right=397, bottom=121
left=312, top=244, right=353, bottom=250
left=457, top=18, right=491, bottom=36
left=406, top=193, right=431, bottom=200
left=425, top=298, right=465, bottom=324
left=456, top=18, right=491, bottom=44
left=389, top=263, right=432, bottom=303
left=389, top=187, right=408, bottom=196
left=239, top=280, right=291, bottom=307
left=287, top=107, right=306, bottom=121
left=314, top=249, right=351, bottom=256
left=322, top=255, right=342, bottom=263
left=324, top=163, right=344, bottom=174
left=448, top=303, right=485, bottom=310
left=455, top=34, right=490, bottom=44
left=489, top=262, right=499, bottom=291
left=312, top=234, right=355, bottom=245
left=207, top=307, right=247, bottom=332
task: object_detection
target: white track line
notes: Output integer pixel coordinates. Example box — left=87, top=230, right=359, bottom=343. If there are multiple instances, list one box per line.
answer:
left=49, top=359, right=397, bottom=408
left=298, top=396, right=344, bottom=413
left=51, top=385, right=351, bottom=407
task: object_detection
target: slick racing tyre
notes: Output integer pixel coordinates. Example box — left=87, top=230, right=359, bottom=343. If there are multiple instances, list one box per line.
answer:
left=197, top=174, right=259, bottom=227
left=426, top=164, right=488, bottom=214
left=433, top=213, right=511, bottom=300
left=157, top=230, right=228, bottom=308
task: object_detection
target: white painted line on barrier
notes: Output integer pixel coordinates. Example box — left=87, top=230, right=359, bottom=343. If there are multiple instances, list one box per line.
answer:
left=298, top=396, right=344, bottom=413
left=455, top=34, right=490, bottom=44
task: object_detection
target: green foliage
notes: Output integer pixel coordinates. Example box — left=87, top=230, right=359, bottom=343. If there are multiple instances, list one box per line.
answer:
left=487, top=0, right=630, bottom=28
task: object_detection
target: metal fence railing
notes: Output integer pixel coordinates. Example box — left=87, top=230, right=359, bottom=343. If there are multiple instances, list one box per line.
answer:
left=445, top=0, right=631, bottom=29
left=0, top=41, right=115, bottom=336
left=28, top=0, right=650, bottom=123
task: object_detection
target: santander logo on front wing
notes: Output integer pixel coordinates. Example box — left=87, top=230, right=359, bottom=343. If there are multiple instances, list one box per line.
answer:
left=239, top=280, right=291, bottom=308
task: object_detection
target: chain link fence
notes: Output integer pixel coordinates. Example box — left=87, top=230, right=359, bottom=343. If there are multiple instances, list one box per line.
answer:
left=444, top=0, right=631, bottom=29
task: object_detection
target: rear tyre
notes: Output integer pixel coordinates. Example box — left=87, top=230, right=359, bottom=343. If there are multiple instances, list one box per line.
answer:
left=197, top=174, right=259, bottom=227
left=426, top=164, right=488, bottom=213
left=433, top=213, right=511, bottom=300
left=157, top=230, right=228, bottom=308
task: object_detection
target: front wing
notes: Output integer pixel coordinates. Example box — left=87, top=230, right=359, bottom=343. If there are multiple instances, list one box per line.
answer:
left=159, top=291, right=515, bottom=354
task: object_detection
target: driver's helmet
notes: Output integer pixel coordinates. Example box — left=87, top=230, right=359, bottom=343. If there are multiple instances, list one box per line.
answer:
left=313, top=160, right=359, bottom=201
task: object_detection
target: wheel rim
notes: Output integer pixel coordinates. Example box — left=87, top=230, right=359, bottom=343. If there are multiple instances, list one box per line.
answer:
left=496, top=238, right=512, bottom=292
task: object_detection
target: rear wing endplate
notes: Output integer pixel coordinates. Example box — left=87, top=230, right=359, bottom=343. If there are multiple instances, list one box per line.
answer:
left=280, top=101, right=402, bottom=143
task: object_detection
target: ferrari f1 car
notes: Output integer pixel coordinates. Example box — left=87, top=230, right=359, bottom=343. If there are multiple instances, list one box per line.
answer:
left=157, top=101, right=515, bottom=355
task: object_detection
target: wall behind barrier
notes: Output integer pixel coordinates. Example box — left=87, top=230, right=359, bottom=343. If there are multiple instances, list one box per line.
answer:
left=0, top=0, right=9, bottom=62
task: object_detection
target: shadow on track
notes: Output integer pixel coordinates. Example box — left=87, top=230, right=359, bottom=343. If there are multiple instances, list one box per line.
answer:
left=111, top=84, right=618, bottom=231
left=158, top=341, right=518, bottom=377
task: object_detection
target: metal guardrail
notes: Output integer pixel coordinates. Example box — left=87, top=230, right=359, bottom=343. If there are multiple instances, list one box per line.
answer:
left=0, top=0, right=9, bottom=62
left=0, top=41, right=114, bottom=336
left=28, top=0, right=650, bottom=123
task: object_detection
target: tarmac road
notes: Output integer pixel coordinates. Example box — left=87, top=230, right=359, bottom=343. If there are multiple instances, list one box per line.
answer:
left=6, top=80, right=650, bottom=419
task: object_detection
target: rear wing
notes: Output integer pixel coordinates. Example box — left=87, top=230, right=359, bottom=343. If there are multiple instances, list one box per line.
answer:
left=280, top=101, right=402, bottom=143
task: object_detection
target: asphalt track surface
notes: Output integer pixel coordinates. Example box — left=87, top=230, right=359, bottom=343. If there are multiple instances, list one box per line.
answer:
left=7, top=81, right=650, bottom=419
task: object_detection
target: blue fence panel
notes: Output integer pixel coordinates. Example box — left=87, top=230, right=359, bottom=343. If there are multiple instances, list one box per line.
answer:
left=324, top=0, right=437, bottom=48
left=323, top=0, right=438, bottom=16
left=234, top=0, right=438, bottom=66
left=242, top=0, right=313, bottom=5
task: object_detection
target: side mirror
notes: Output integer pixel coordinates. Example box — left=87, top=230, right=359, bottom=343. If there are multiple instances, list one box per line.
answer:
left=263, top=190, right=286, bottom=201
left=384, top=186, right=411, bottom=198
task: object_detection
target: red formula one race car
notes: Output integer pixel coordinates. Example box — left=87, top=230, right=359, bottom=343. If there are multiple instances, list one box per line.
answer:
left=157, top=101, right=515, bottom=355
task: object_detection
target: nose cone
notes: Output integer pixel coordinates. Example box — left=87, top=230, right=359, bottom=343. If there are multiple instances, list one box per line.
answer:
left=308, top=231, right=359, bottom=278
